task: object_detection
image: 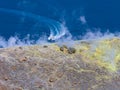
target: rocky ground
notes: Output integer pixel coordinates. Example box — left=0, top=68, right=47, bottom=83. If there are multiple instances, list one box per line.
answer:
left=0, top=38, right=120, bottom=90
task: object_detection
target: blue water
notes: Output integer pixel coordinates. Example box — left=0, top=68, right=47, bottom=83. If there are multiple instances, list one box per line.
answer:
left=0, top=0, right=120, bottom=43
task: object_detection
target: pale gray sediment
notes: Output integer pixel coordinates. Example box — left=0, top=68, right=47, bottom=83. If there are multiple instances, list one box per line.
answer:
left=0, top=38, right=120, bottom=90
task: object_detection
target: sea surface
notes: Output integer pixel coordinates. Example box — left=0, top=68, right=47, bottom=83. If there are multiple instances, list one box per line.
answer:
left=0, top=0, right=120, bottom=46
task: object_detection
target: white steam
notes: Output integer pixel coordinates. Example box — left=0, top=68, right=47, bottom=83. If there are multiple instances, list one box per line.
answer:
left=79, top=16, right=87, bottom=24
left=82, top=30, right=119, bottom=40
left=0, top=28, right=119, bottom=48
left=0, top=36, right=32, bottom=48
left=0, top=8, right=119, bottom=48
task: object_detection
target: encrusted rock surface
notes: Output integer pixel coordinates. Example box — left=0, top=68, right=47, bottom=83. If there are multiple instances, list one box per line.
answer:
left=0, top=38, right=120, bottom=90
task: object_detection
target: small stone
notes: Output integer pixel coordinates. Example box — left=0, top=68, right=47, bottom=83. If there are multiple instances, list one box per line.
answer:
left=60, top=45, right=69, bottom=54
left=3, top=76, right=9, bottom=81
left=19, top=57, right=28, bottom=62
left=18, top=47, right=23, bottom=50
left=60, top=47, right=64, bottom=51
left=49, top=77, right=57, bottom=83
left=43, top=45, right=48, bottom=48
left=60, top=45, right=68, bottom=51
left=68, top=47, right=76, bottom=54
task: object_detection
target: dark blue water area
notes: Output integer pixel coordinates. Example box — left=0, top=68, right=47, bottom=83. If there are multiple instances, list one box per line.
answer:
left=0, top=0, right=120, bottom=40
left=0, top=11, right=50, bottom=40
